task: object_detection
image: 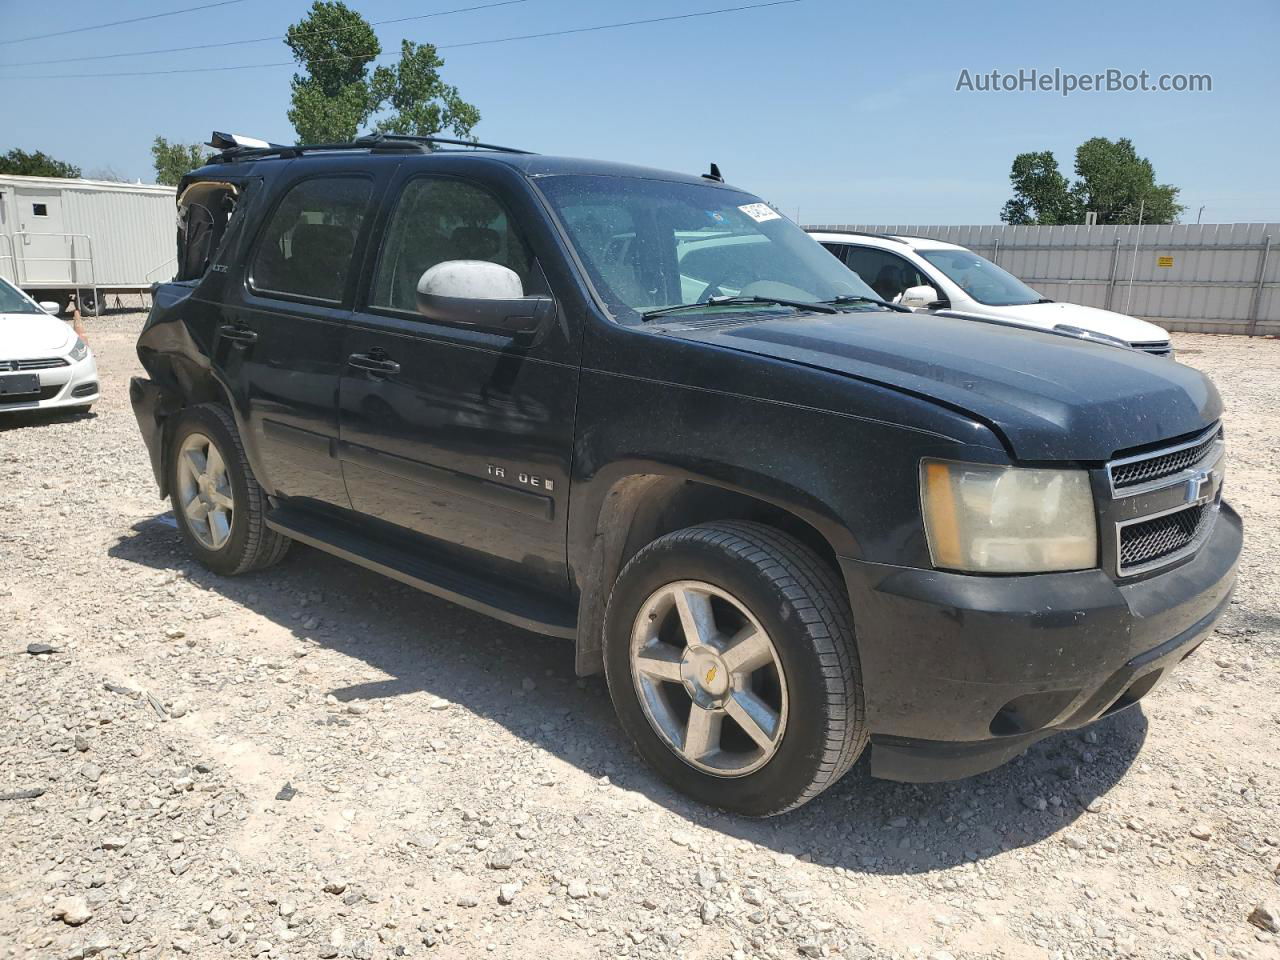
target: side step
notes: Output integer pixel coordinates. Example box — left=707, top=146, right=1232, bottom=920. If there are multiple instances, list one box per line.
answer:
left=265, top=506, right=577, bottom=639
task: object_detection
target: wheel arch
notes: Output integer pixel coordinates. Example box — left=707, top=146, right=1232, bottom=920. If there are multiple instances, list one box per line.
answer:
left=137, top=348, right=241, bottom=500
left=570, top=462, right=858, bottom=676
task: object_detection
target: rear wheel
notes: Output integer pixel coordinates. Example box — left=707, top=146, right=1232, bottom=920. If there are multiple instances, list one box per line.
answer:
left=603, top=521, right=867, bottom=816
left=167, top=404, right=290, bottom=575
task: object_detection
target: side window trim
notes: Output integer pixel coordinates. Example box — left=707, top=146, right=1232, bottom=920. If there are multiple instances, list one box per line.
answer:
left=245, top=172, right=375, bottom=308
left=361, top=172, right=539, bottom=324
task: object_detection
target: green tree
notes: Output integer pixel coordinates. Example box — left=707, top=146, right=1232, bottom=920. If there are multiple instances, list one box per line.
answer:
left=1070, top=136, right=1184, bottom=225
left=285, top=1, right=478, bottom=144
left=1000, top=151, right=1080, bottom=225
left=1001, top=137, right=1184, bottom=225
left=0, top=148, right=81, bottom=178
left=151, top=137, right=209, bottom=186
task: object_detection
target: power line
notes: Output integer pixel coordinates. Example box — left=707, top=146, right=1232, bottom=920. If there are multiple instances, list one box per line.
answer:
left=4, top=0, right=802, bottom=79
left=0, top=0, right=249, bottom=46
left=0, top=0, right=529, bottom=67
left=440, top=0, right=800, bottom=49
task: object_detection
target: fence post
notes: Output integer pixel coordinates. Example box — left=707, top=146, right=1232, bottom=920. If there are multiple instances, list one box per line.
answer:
left=1105, top=237, right=1122, bottom=311
left=1249, top=235, right=1271, bottom=337
left=991, top=238, right=1000, bottom=266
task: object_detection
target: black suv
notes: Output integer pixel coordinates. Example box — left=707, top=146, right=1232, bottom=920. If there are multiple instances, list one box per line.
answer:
left=131, top=134, right=1241, bottom=816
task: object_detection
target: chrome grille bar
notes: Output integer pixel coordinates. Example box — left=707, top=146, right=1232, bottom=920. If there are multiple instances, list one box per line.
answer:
left=1107, top=423, right=1223, bottom=495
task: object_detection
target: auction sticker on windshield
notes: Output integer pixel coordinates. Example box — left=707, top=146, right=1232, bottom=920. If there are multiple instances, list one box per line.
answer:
left=739, top=203, right=781, bottom=223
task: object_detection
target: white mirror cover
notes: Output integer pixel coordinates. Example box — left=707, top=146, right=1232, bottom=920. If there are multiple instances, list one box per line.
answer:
left=38, top=301, right=61, bottom=315
left=418, top=260, right=523, bottom=301
left=899, top=285, right=938, bottom=307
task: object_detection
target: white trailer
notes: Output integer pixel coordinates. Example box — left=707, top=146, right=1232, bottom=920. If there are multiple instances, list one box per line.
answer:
left=0, top=174, right=175, bottom=314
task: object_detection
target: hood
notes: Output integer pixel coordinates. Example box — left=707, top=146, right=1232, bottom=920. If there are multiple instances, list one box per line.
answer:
left=666, top=311, right=1219, bottom=461
left=974, top=300, right=1169, bottom=344
left=0, top=312, right=74, bottom=358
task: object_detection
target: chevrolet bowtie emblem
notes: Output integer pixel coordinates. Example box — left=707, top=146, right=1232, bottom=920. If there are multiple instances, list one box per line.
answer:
left=704, top=666, right=717, bottom=686
left=1184, top=469, right=1211, bottom=504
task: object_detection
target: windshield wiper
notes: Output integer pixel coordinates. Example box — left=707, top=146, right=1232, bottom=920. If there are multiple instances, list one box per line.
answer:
left=640, top=295, right=838, bottom=322
left=822, top=294, right=912, bottom=313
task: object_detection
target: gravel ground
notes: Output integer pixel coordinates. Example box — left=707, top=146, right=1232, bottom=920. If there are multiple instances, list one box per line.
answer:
left=1, top=315, right=1277, bottom=960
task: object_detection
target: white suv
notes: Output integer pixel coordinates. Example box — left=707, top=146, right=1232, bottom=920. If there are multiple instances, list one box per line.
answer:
left=807, top=231, right=1172, bottom=357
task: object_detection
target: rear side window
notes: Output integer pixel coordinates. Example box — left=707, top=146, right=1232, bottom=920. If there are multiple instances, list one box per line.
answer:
left=370, top=178, right=532, bottom=314
left=177, top=180, right=245, bottom=281
left=251, top=177, right=371, bottom=303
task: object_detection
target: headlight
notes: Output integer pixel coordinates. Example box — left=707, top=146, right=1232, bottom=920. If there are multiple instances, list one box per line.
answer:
left=920, top=459, right=1097, bottom=573
left=69, top=337, right=89, bottom=362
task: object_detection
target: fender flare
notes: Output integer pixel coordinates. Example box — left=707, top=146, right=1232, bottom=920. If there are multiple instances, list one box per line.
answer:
left=570, top=459, right=859, bottom=676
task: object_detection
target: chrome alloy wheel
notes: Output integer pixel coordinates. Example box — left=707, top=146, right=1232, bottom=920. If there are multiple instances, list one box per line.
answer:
left=629, top=580, right=788, bottom=776
left=176, top=432, right=235, bottom=550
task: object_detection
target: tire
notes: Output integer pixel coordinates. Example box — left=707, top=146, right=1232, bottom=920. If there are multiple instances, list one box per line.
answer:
left=603, top=521, right=867, bottom=817
left=167, top=403, right=290, bottom=576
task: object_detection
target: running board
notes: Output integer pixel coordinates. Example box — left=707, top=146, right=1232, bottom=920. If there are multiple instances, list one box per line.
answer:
left=265, top=506, right=577, bottom=639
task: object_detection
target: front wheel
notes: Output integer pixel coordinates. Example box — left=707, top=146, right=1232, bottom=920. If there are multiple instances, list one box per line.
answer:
left=603, top=521, right=867, bottom=816
left=167, top=404, right=290, bottom=575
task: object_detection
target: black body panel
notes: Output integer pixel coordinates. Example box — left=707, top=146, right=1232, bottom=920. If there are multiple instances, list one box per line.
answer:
left=335, top=159, right=582, bottom=596
left=664, top=311, right=1220, bottom=462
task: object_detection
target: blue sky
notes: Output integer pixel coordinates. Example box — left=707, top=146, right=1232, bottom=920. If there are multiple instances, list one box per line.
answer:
left=2, top=0, right=1277, bottom=223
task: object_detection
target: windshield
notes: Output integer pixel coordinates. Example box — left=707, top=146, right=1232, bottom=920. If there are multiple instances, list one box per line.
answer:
left=537, top=175, right=877, bottom=322
left=0, top=277, right=41, bottom=315
left=918, top=249, right=1043, bottom=307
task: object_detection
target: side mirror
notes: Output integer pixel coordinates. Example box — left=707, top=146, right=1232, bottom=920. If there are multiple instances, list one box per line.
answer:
left=898, top=285, right=940, bottom=310
left=39, top=301, right=61, bottom=315
left=416, top=260, right=553, bottom=334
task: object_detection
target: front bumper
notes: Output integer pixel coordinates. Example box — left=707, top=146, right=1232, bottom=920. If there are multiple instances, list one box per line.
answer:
left=841, top=503, right=1242, bottom=782
left=0, top=353, right=99, bottom=411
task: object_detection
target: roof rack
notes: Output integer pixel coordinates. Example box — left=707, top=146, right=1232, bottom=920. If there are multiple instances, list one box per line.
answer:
left=207, top=132, right=534, bottom=164
left=804, top=229, right=910, bottom=244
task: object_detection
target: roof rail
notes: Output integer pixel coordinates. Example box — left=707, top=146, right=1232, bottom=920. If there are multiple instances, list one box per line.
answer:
left=804, top=228, right=910, bottom=244
left=208, top=132, right=534, bottom=164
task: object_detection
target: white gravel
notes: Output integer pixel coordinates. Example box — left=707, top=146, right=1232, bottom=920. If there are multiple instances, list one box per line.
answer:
left=1, top=316, right=1277, bottom=960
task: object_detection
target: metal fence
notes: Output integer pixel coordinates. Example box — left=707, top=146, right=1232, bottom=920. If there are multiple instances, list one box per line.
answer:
left=804, top=222, right=1278, bottom=336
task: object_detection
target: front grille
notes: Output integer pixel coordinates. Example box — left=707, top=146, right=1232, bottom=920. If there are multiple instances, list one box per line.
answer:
left=1105, top=422, right=1225, bottom=577
left=8, top=357, right=70, bottom=371
left=1109, top=425, right=1222, bottom=491
left=1118, top=504, right=1213, bottom=574
left=1133, top=340, right=1173, bottom=357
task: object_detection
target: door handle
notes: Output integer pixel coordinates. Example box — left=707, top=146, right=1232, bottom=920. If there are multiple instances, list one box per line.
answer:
left=219, top=323, right=258, bottom=344
left=348, top=352, right=400, bottom=375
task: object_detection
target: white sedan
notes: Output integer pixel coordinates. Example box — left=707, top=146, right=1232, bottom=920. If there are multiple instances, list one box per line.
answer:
left=0, top=277, right=99, bottom=413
